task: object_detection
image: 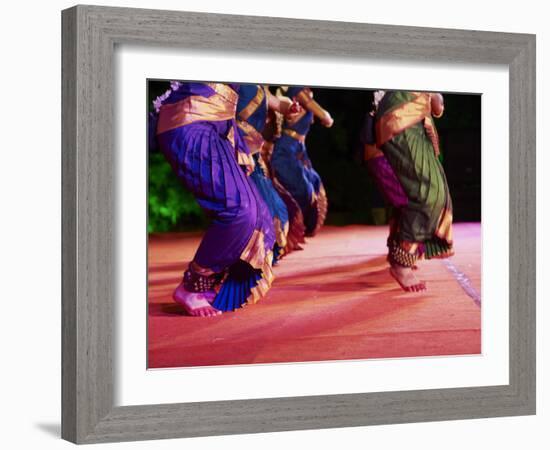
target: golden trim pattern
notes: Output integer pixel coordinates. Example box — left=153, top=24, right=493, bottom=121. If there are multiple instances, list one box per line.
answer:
left=239, top=229, right=269, bottom=270
left=423, top=115, right=441, bottom=157
left=236, top=151, right=255, bottom=174
left=237, top=119, right=265, bottom=154
left=237, top=85, right=266, bottom=122
left=435, top=207, right=453, bottom=244
left=156, top=83, right=237, bottom=135
left=238, top=229, right=275, bottom=306
left=204, top=83, right=239, bottom=104
left=283, top=128, right=306, bottom=143
left=246, top=252, right=274, bottom=305
left=376, top=92, right=431, bottom=147
left=273, top=216, right=289, bottom=249
left=310, top=184, right=328, bottom=237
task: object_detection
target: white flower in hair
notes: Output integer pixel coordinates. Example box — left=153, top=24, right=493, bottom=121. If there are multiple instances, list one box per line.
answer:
left=153, top=84, right=179, bottom=113
left=373, top=90, right=386, bottom=108
left=170, top=81, right=182, bottom=91
left=153, top=97, right=164, bottom=112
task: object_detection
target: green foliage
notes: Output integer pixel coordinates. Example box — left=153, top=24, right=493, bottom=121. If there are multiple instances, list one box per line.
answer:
left=148, top=152, right=207, bottom=233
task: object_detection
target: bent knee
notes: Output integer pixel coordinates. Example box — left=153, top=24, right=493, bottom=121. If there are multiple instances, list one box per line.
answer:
left=218, top=196, right=258, bottom=230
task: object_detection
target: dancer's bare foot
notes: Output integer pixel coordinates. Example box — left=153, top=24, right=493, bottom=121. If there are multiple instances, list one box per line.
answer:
left=173, top=282, right=221, bottom=317
left=389, top=264, right=426, bottom=292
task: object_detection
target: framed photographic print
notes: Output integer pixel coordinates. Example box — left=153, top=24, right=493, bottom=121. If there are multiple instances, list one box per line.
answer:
left=61, top=5, right=535, bottom=444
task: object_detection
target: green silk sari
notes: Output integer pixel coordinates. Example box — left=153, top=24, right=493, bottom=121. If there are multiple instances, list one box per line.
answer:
left=375, top=91, right=453, bottom=263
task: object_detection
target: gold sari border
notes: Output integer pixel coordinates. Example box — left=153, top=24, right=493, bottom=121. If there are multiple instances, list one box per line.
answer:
left=308, top=184, right=328, bottom=237
left=237, top=85, right=266, bottom=122
left=435, top=207, right=453, bottom=244
left=246, top=254, right=274, bottom=305
left=238, top=229, right=275, bottom=306
left=283, top=128, right=306, bottom=143
left=376, top=92, right=431, bottom=147
left=157, top=94, right=234, bottom=135
left=423, top=115, right=441, bottom=157
left=237, top=119, right=265, bottom=154
left=273, top=216, right=289, bottom=250
left=205, top=83, right=239, bottom=105
left=236, top=150, right=255, bottom=174
left=157, top=84, right=237, bottom=135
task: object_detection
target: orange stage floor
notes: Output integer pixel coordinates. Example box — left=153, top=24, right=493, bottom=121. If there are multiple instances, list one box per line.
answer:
left=148, top=223, right=481, bottom=368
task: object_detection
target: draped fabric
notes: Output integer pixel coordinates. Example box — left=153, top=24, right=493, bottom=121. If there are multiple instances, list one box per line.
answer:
left=262, top=141, right=307, bottom=254
left=371, top=91, right=453, bottom=260
left=271, top=86, right=328, bottom=236
left=155, top=82, right=275, bottom=311
left=237, top=84, right=291, bottom=260
left=249, top=154, right=289, bottom=257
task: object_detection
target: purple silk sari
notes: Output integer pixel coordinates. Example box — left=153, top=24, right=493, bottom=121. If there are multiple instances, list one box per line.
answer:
left=157, top=120, right=274, bottom=273
left=155, top=82, right=275, bottom=311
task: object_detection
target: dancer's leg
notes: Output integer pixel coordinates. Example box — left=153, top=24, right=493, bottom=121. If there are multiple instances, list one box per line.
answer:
left=158, top=122, right=275, bottom=315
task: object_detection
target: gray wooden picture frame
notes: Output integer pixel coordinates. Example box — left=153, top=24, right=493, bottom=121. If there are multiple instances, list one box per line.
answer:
left=61, top=4, right=536, bottom=444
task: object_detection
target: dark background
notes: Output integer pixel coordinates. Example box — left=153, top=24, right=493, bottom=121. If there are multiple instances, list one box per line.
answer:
left=148, top=81, right=481, bottom=233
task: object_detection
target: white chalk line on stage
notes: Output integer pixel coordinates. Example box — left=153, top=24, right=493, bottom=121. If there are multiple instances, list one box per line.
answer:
left=441, top=259, right=481, bottom=307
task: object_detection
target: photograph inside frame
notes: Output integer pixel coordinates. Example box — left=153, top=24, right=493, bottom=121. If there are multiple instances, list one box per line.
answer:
left=147, top=81, right=481, bottom=369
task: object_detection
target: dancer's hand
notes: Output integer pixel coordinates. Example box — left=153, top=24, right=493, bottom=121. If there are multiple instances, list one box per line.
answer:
left=430, top=93, right=444, bottom=118
left=320, top=112, right=334, bottom=128
left=267, top=90, right=293, bottom=115
left=294, top=89, right=334, bottom=127
left=277, top=96, right=293, bottom=115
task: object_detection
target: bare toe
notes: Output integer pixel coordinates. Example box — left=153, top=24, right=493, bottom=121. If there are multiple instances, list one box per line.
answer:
left=205, top=306, right=222, bottom=317
left=389, top=265, right=427, bottom=293
left=173, top=284, right=221, bottom=317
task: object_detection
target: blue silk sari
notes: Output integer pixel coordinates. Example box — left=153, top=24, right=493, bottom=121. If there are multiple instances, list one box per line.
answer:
left=271, top=86, right=328, bottom=236
left=237, top=84, right=290, bottom=262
